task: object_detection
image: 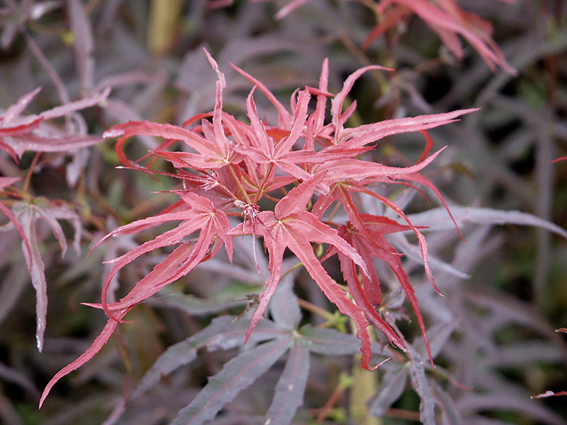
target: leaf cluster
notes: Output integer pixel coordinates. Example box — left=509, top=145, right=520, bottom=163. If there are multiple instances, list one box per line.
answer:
left=1, top=1, right=567, bottom=425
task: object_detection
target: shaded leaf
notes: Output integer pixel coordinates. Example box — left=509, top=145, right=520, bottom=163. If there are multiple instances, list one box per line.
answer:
left=407, top=353, right=435, bottom=425
left=430, top=380, right=461, bottom=425
left=12, top=199, right=82, bottom=352
left=171, top=337, right=293, bottom=425
left=367, top=363, right=408, bottom=417
left=148, top=286, right=257, bottom=316
left=298, top=325, right=368, bottom=357
left=408, top=206, right=567, bottom=239
left=265, top=341, right=310, bottom=425
left=132, top=315, right=283, bottom=399
left=269, top=277, right=301, bottom=331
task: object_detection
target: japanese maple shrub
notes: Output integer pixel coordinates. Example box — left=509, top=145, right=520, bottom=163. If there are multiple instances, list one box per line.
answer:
left=39, top=49, right=475, bottom=410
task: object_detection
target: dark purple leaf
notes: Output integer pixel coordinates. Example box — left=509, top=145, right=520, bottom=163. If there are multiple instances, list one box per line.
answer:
left=408, top=206, right=567, bottom=239
left=298, top=325, right=366, bottom=356
left=132, top=316, right=283, bottom=399
left=367, top=363, right=408, bottom=417
left=171, top=337, right=293, bottom=425
left=407, top=352, right=435, bottom=425
left=265, top=341, right=310, bottom=425
left=268, top=278, right=301, bottom=330
left=430, top=380, right=461, bottom=425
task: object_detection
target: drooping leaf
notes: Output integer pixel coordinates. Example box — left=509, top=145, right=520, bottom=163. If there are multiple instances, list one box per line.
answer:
left=39, top=308, right=131, bottom=407
left=87, top=191, right=234, bottom=318
left=369, top=0, right=516, bottom=74
left=16, top=207, right=48, bottom=353
left=12, top=199, right=82, bottom=352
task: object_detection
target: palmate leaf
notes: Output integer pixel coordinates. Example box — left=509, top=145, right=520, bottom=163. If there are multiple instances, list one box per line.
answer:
left=233, top=176, right=404, bottom=369
left=154, top=279, right=303, bottom=425
left=132, top=316, right=284, bottom=399
left=265, top=341, right=310, bottom=425
left=106, top=262, right=377, bottom=425
left=86, top=191, right=234, bottom=318
left=172, top=337, right=294, bottom=425
left=237, top=86, right=314, bottom=183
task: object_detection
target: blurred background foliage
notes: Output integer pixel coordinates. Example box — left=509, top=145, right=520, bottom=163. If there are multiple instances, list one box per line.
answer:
left=1, top=0, right=567, bottom=424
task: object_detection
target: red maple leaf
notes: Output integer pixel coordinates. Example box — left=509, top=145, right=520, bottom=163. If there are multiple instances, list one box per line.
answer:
left=39, top=50, right=477, bottom=406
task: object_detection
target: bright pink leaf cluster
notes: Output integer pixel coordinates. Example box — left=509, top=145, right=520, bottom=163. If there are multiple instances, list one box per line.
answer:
left=40, top=49, right=476, bottom=406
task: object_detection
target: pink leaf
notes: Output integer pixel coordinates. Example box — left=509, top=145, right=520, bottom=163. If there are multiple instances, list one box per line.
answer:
left=331, top=65, right=393, bottom=144
left=90, top=192, right=233, bottom=319
left=235, top=178, right=399, bottom=368
left=39, top=308, right=131, bottom=407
